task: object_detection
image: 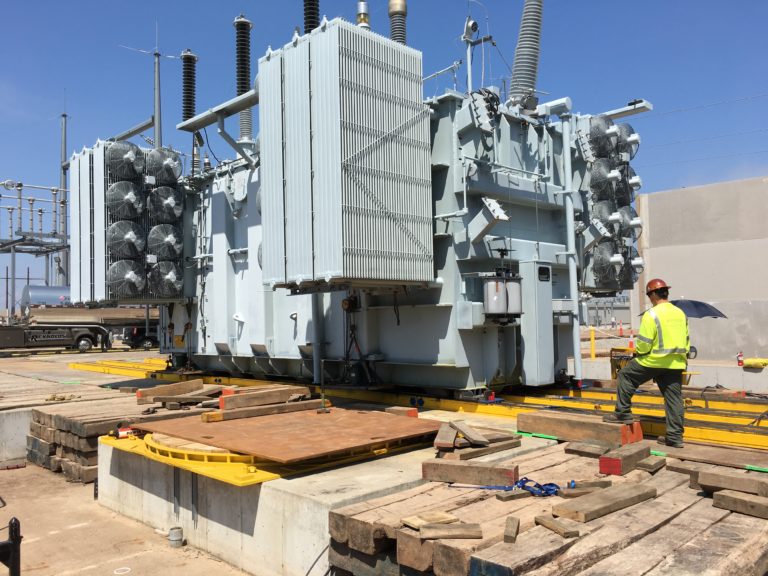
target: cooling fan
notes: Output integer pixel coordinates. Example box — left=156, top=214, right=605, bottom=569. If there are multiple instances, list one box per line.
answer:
left=616, top=123, right=640, bottom=160
left=148, top=261, right=183, bottom=298
left=618, top=205, right=642, bottom=239
left=106, top=181, right=145, bottom=219
left=105, top=141, right=145, bottom=179
left=589, top=115, right=619, bottom=158
left=106, top=221, right=146, bottom=259
left=146, top=149, right=182, bottom=185
left=614, top=165, right=641, bottom=207
left=589, top=158, right=619, bottom=200
left=107, top=260, right=146, bottom=298
left=591, top=241, right=622, bottom=286
left=147, top=224, right=183, bottom=260
left=148, top=186, right=183, bottom=223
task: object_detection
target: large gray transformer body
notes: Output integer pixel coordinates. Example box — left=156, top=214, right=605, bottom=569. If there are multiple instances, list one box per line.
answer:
left=73, top=18, right=645, bottom=391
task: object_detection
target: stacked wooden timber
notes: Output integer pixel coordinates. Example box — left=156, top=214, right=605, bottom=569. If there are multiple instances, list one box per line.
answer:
left=328, top=441, right=768, bottom=576
left=434, top=421, right=522, bottom=460
left=25, top=379, right=220, bottom=482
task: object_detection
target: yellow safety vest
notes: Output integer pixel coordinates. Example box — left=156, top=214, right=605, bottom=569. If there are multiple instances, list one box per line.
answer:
left=635, top=301, right=689, bottom=369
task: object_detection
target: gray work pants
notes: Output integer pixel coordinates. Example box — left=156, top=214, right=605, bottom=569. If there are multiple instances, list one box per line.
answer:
left=615, top=358, right=685, bottom=443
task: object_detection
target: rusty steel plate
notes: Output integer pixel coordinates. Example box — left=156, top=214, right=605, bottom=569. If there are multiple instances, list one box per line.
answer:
left=134, top=408, right=440, bottom=464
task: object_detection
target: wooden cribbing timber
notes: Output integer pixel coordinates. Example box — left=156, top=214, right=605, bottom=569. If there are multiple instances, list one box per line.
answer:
left=329, top=438, right=768, bottom=576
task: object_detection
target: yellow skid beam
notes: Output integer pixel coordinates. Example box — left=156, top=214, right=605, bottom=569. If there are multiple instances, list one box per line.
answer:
left=101, top=433, right=432, bottom=487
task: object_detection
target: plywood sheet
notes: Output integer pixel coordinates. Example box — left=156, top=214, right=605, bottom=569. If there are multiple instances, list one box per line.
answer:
left=134, top=408, right=440, bottom=464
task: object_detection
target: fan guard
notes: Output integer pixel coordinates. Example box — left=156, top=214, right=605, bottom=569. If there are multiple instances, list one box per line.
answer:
left=616, top=123, right=640, bottom=160
left=148, top=186, right=183, bottom=223
left=146, top=149, right=182, bottom=185
left=148, top=261, right=183, bottom=298
left=107, top=260, right=146, bottom=298
left=147, top=224, right=183, bottom=260
left=107, top=221, right=146, bottom=259
left=106, top=181, right=145, bottom=219
left=589, top=115, right=618, bottom=158
left=105, top=141, right=145, bottom=179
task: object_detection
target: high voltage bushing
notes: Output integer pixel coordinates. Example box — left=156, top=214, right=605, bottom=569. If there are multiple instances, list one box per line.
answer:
left=181, top=49, right=198, bottom=122
left=234, top=14, right=253, bottom=141
left=304, top=0, right=320, bottom=34
left=389, top=0, right=407, bottom=44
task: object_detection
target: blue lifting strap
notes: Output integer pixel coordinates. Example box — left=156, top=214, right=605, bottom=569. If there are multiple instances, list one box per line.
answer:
left=473, top=476, right=561, bottom=497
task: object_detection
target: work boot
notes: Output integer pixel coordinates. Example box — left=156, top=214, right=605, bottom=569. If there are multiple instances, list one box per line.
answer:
left=657, top=436, right=684, bottom=449
left=602, top=412, right=635, bottom=424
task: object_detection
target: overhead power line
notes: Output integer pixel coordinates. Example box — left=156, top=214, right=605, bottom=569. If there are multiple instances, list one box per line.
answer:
left=634, top=91, right=768, bottom=120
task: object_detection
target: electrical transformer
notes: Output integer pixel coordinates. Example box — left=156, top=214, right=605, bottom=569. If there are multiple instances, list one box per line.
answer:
left=70, top=1, right=647, bottom=393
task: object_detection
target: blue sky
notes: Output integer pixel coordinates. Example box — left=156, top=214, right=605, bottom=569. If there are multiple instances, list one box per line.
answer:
left=2, top=0, right=767, bottom=295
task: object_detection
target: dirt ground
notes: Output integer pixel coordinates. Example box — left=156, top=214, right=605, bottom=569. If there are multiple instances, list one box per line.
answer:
left=0, top=465, right=247, bottom=576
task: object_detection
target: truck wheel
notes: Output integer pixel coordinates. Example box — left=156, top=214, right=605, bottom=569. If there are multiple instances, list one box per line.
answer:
left=140, top=338, right=155, bottom=351
left=76, top=337, right=94, bottom=353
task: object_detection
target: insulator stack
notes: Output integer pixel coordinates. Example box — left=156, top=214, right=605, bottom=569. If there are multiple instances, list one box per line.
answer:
left=234, top=14, right=253, bottom=141
left=388, top=0, right=407, bottom=44
left=181, top=49, right=198, bottom=122
left=304, top=0, right=320, bottom=34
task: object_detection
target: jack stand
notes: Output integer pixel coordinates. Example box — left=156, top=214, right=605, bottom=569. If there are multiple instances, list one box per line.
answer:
left=317, top=363, right=331, bottom=414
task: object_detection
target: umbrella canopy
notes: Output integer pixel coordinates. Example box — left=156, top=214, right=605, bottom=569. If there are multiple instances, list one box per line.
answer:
left=671, top=299, right=727, bottom=319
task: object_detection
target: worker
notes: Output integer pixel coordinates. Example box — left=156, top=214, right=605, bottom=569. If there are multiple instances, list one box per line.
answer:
left=603, top=278, right=689, bottom=448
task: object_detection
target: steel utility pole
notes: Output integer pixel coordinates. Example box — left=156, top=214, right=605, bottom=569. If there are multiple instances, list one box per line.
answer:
left=60, top=113, right=69, bottom=286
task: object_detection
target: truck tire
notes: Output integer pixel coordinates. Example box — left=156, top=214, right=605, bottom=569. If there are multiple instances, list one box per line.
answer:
left=140, top=338, right=155, bottom=351
left=76, top=337, right=94, bottom=353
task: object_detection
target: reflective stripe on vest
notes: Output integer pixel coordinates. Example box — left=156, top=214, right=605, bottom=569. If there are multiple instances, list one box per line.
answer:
left=646, top=308, right=686, bottom=356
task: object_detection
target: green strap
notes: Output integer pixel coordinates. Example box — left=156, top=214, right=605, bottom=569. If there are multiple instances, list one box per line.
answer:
left=516, top=432, right=559, bottom=440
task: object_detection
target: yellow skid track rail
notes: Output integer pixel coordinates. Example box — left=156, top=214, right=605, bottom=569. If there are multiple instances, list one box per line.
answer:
left=73, top=359, right=768, bottom=450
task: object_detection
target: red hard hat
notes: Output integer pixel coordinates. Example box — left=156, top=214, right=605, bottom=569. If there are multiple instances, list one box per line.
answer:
left=645, top=278, right=670, bottom=294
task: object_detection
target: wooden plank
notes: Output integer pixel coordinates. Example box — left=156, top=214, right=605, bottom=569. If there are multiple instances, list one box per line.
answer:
left=454, top=430, right=519, bottom=448
left=423, top=460, right=518, bottom=486
left=496, top=489, right=532, bottom=502
left=328, top=540, right=400, bottom=576
left=421, top=523, right=482, bottom=540
left=665, top=458, right=716, bottom=490
left=469, top=525, right=580, bottom=576
left=349, top=483, right=489, bottom=555
left=329, top=482, right=438, bottom=544
left=535, top=514, right=581, bottom=538
left=434, top=423, right=458, bottom=449
left=557, top=487, right=599, bottom=498
left=650, top=440, right=768, bottom=470
left=599, top=443, right=651, bottom=476
left=697, top=469, right=768, bottom=495
left=636, top=455, right=666, bottom=473
left=564, top=442, right=610, bottom=458
left=29, top=422, right=56, bottom=443
left=573, top=480, right=612, bottom=488
left=136, top=379, right=204, bottom=404
left=218, top=385, right=309, bottom=410
left=516, top=411, right=642, bottom=447
left=503, top=516, right=519, bottom=544
left=429, top=454, right=612, bottom=576
left=440, top=439, right=522, bottom=461
left=201, top=399, right=323, bottom=422
left=450, top=421, right=489, bottom=446
left=384, top=406, right=418, bottom=417
left=26, top=435, right=55, bottom=456
left=401, top=511, right=458, bottom=530
left=643, top=511, right=768, bottom=576
left=577, top=499, right=729, bottom=576
left=518, top=481, right=700, bottom=576
left=713, top=489, right=768, bottom=519
left=552, top=484, right=657, bottom=523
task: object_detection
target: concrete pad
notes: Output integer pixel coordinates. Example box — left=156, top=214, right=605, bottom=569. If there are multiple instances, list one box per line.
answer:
left=0, top=464, right=246, bottom=575
left=98, top=412, right=558, bottom=576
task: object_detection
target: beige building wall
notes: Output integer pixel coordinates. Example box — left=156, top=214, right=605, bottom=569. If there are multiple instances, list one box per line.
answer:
left=632, top=176, right=768, bottom=360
